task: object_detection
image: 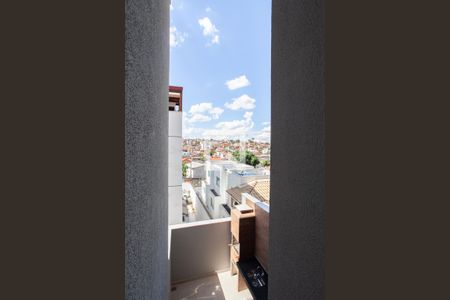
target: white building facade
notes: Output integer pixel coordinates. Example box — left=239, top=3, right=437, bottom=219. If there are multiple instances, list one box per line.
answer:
left=186, top=161, right=205, bottom=179
left=201, top=160, right=269, bottom=219
left=168, top=110, right=182, bottom=225
left=168, top=86, right=183, bottom=225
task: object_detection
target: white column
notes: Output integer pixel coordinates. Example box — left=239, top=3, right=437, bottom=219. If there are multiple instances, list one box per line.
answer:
left=168, top=111, right=183, bottom=225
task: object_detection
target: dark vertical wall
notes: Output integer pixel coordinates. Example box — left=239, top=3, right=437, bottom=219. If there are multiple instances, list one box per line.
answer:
left=125, top=0, right=169, bottom=299
left=270, top=1, right=325, bottom=299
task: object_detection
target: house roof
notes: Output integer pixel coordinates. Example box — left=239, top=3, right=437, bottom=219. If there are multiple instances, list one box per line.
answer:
left=226, top=179, right=270, bottom=204
left=210, top=157, right=224, bottom=161
left=189, top=161, right=204, bottom=168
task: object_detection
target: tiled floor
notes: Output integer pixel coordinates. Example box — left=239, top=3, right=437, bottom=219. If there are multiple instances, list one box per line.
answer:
left=170, top=271, right=253, bottom=300
left=217, top=271, right=253, bottom=300
left=170, top=274, right=225, bottom=300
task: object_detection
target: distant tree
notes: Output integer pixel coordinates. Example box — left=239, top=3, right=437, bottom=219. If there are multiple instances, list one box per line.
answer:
left=199, top=153, right=206, bottom=162
left=249, top=155, right=260, bottom=167
left=262, top=160, right=270, bottom=167
left=233, top=150, right=260, bottom=167
left=232, top=150, right=240, bottom=161
left=182, top=162, right=188, bottom=177
left=209, top=149, right=215, bottom=157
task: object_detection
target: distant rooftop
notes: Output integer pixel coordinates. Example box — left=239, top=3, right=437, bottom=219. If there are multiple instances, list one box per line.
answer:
left=189, top=161, right=204, bottom=168
left=208, top=160, right=269, bottom=176
left=226, top=179, right=270, bottom=205
left=231, top=169, right=261, bottom=176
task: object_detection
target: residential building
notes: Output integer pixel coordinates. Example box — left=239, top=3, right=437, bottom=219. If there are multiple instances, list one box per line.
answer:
left=226, top=179, right=270, bottom=208
left=181, top=182, right=210, bottom=223
left=186, top=161, right=205, bottom=179
left=168, top=86, right=183, bottom=225
left=200, top=160, right=269, bottom=219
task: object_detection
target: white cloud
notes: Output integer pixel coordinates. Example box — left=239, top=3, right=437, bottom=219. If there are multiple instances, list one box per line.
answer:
left=243, top=111, right=253, bottom=119
left=183, top=126, right=194, bottom=134
left=189, top=102, right=213, bottom=114
left=198, top=17, right=218, bottom=37
left=170, top=4, right=174, bottom=10
left=225, top=94, right=256, bottom=110
left=206, top=7, right=212, bottom=12
left=182, top=116, right=201, bottom=137
left=188, top=113, right=211, bottom=123
left=170, top=26, right=187, bottom=48
left=209, top=107, right=224, bottom=119
left=198, top=17, right=220, bottom=45
left=225, top=75, right=250, bottom=90
left=183, top=111, right=270, bottom=141
left=182, top=112, right=205, bottom=138
left=203, top=111, right=254, bottom=139
left=262, top=121, right=271, bottom=126
left=211, top=35, right=220, bottom=44
left=255, top=126, right=271, bottom=142
left=189, top=102, right=223, bottom=120
left=186, top=102, right=223, bottom=123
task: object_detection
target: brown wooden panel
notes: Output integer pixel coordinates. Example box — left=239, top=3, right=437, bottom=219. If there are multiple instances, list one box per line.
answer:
left=231, top=245, right=239, bottom=261
left=238, top=216, right=255, bottom=260
left=230, top=209, right=256, bottom=261
left=231, top=209, right=240, bottom=240
left=238, top=273, right=247, bottom=292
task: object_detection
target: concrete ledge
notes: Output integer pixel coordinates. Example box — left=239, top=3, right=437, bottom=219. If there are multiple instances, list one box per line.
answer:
left=170, top=218, right=231, bottom=283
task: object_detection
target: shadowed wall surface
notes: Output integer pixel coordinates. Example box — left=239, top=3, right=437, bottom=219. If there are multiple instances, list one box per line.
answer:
left=125, top=0, right=169, bottom=299
left=170, top=219, right=231, bottom=283
left=270, top=0, right=325, bottom=299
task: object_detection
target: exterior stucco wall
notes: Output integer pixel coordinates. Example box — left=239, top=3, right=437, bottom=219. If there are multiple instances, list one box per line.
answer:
left=125, top=0, right=170, bottom=299
left=269, top=0, right=325, bottom=299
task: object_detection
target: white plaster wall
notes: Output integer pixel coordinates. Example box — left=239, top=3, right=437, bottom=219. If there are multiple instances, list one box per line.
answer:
left=168, top=137, right=182, bottom=187
left=182, top=182, right=210, bottom=222
left=205, top=161, right=211, bottom=185
left=168, top=111, right=182, bottom=137
left=168, top=111, right=182, bottom=225
left=168, top=186, right=182, bottom=225
left=170, top=219, right=231, bottom=283
left=201, top=181, right=206, bottom=205
left=192, top=167, right=205, bottom=179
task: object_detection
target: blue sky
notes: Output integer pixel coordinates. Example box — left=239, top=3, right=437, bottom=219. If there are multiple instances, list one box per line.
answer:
left=169, top=0, right=271, bottom=141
